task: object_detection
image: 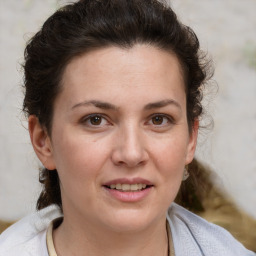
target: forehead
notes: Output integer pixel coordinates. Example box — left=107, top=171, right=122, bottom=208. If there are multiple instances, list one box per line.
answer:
left=62, top=44, right=184, bottom=84
left=58, top=45, right=186, bottom=109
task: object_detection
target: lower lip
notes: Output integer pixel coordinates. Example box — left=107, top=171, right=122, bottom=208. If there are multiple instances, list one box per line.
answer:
left=103, top=186, right=153, bottom=202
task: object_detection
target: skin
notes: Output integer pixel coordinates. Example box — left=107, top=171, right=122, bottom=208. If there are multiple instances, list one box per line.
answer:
left=29, top=44, right=198, bottom=256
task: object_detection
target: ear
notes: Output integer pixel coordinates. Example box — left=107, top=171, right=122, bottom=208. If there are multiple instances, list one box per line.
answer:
left=185, top=119, right=199, bottom=165
left=28, top=115, right=56, bottom=170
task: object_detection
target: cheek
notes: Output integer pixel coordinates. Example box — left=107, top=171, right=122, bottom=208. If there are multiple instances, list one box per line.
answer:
left=150, top=133, right=188, bottom=195
left=51, top=135, right=111, bottom=210
left=51, top=133, right=109, bottom=185
left=152, top=134, right=189, bottom=170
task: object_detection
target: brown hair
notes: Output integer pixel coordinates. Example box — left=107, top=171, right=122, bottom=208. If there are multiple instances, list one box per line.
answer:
left=23, top=0, right=213, bottom=211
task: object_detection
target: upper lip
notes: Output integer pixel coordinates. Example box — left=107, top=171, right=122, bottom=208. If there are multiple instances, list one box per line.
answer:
left=103, top=178, right=153, bottom=186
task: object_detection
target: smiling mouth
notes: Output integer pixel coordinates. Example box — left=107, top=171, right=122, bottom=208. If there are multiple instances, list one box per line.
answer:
left=104, top=183, right=153, bottom=192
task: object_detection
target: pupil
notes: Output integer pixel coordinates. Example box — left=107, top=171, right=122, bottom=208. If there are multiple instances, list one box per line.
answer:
left=91, top=116, right=101, bottom=125
left=153, top=116, right=163, bottom=125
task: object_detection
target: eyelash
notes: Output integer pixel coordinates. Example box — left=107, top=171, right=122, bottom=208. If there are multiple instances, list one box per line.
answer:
left=81, top=114, right=110, bottom=127
left=147, top=114, right=175, bottom=127
left=80, top=113, right=175, bottom=128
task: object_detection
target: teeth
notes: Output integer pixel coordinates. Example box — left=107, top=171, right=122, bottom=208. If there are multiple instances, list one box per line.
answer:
left=108, top=183, right=148, bottom=191
left=116, top=184, right=122, bottom=190
left=122, top=184, right=130, bottom=191
left=130, top=184, right=138, bottom=191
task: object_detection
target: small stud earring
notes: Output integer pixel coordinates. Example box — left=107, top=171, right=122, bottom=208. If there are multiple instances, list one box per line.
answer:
left=182, top=167, right=189, bottom=181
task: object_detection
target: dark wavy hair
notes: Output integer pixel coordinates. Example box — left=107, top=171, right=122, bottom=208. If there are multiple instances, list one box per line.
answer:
left=23, top=0, right=213, bottom=211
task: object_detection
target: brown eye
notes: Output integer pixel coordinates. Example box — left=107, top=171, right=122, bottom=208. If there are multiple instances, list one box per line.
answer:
left=82, top=114, right=110, bottom=128
left=89, top=116, right=102, bottom=125
left=152, top=116, right=164, bottom=125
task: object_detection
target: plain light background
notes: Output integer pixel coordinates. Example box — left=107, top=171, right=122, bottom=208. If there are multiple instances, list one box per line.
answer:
left=0, top=0, right=256, bottom=221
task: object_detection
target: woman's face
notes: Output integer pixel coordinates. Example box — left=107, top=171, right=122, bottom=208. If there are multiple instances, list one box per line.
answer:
left=37, top=45, right=197, bottom=232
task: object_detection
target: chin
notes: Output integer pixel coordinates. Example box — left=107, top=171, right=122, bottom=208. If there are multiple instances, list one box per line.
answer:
left=101, top=208, right=165, bottom=233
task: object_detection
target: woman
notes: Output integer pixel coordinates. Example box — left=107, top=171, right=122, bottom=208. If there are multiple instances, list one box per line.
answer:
left=0, top=0, right=254, bottom=255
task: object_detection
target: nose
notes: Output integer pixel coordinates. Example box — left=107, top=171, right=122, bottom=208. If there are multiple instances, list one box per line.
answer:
left=111, top=124, right=149, bottom=168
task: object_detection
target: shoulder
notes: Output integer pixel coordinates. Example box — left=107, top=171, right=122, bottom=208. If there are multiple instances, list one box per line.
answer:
left=0, top=205, right=62, bottom=256
left=168, top=203, right=255, bottom=256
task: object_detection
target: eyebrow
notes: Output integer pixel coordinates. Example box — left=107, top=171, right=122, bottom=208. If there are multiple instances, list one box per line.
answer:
left=71, top=100, right=118, bottom=110
left=71, top=99, right=181, bottom=111
left=144, top=99, right=181, bottom=110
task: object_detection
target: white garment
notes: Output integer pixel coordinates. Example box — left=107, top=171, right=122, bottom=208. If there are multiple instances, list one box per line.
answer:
left=0, top=203, right=254, bottom=256
left=167, top=204, right=255, bottom=256
left=0, top=206, right=61, bottom=256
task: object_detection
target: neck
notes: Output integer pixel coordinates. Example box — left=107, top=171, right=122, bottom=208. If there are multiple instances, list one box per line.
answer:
left=53, top=215, right=169, bottom=256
